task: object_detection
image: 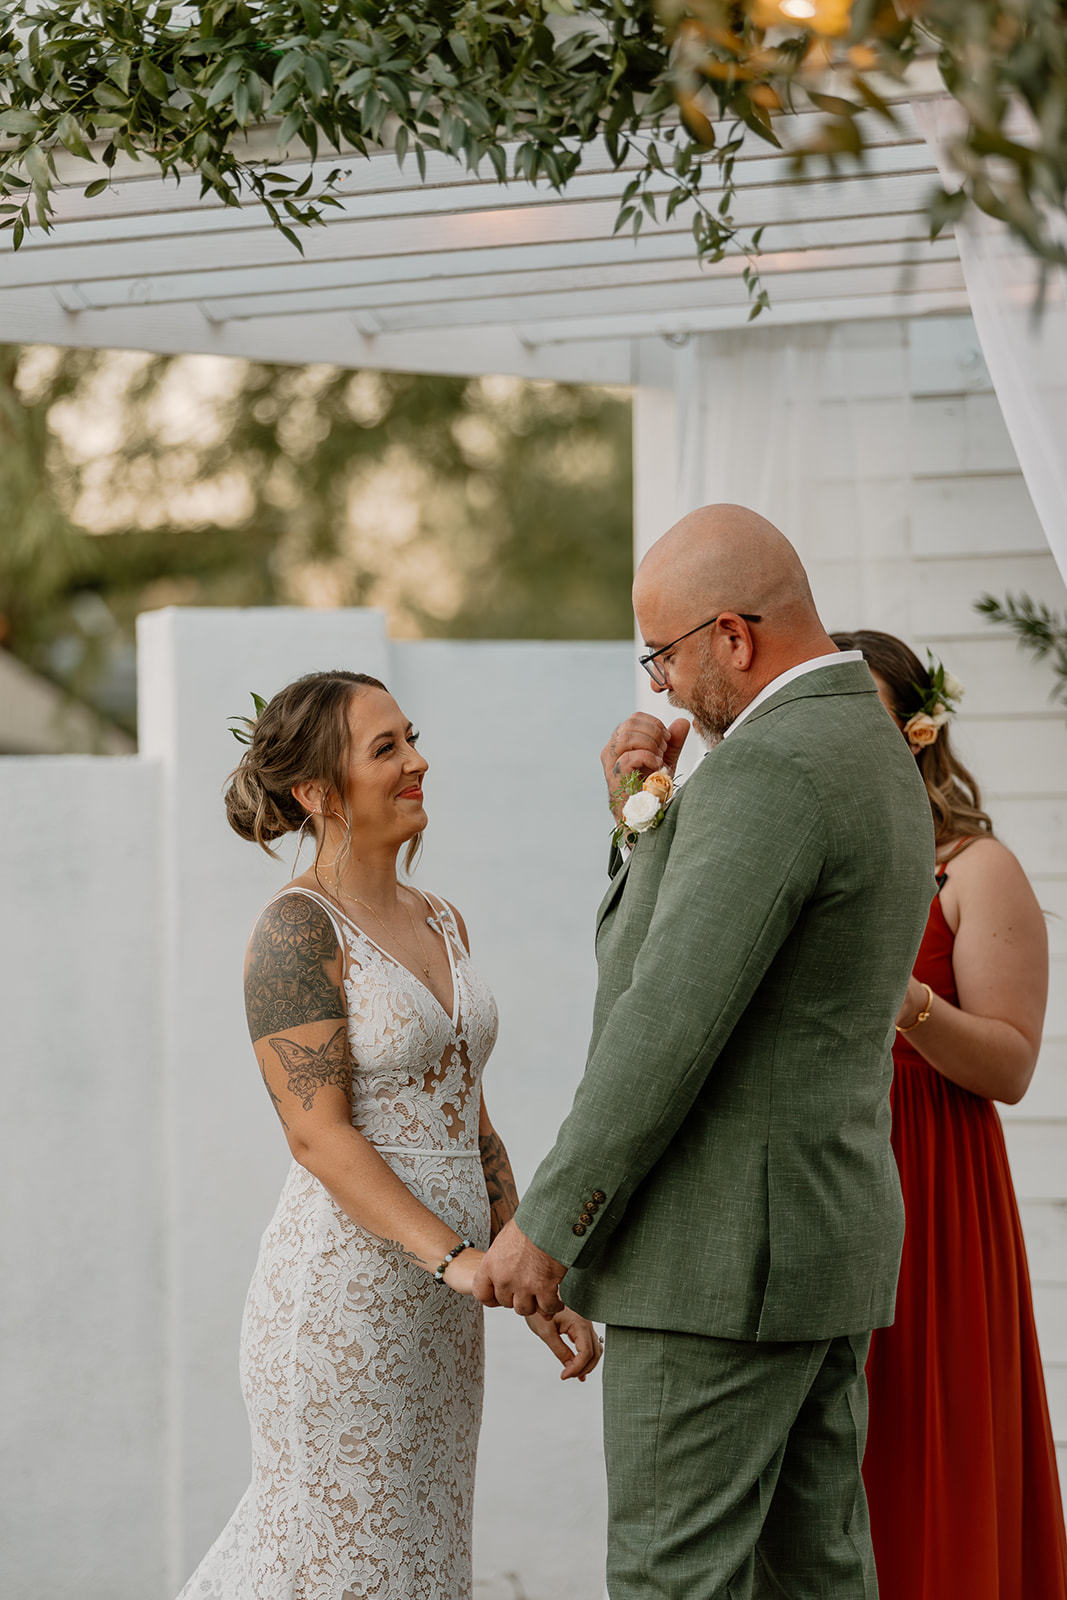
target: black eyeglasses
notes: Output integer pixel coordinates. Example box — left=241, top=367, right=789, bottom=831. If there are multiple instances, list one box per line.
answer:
left=639, top=613, right=762, bottom=686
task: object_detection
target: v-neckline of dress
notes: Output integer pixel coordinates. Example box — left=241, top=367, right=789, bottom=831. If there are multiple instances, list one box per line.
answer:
left=331, top=889, right=460, bottom=1030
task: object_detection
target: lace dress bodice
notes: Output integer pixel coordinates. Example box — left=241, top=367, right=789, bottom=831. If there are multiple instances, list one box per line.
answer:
left=177, top=886, right=499, bottom=1600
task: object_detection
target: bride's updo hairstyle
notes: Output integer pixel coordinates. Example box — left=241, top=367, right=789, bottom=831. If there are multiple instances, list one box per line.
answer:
left=832, top=629, right=993, bottom=848
left=225, top=669, right=387, bottom=858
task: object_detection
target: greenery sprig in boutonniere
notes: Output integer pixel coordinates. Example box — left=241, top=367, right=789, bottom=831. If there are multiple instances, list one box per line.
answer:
left=611, top=768, right=675, bottom=850
left=903, top=654, right=965, bottom=754
left=229, top=691, right=267, bottom=746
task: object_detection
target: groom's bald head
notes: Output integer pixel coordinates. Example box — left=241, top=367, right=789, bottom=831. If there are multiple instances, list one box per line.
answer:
left=633, top=504, right=818, bottom=628
left=633, top=504, right=837, bottom=742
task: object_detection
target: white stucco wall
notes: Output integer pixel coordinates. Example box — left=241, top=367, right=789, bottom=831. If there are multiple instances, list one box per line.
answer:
left=0, top=756, right=166, bottom=1598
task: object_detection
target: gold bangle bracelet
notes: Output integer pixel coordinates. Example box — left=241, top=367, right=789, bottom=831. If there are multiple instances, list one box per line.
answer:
left=896, top=982, right=934, bottom=1034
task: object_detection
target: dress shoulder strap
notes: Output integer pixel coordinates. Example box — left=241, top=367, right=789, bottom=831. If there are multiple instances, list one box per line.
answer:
left=418, top=889, right=468, bottom=955
left=261, top=886, right=348, bottom=953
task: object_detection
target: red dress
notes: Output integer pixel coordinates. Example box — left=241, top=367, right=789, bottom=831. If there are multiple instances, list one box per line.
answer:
left=864, top=884, right=1067, bottom=1599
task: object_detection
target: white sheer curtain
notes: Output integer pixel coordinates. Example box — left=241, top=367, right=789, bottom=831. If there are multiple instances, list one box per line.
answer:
left=673, top=320, right=914, bottom=636
left=914, top=97, right=1067, bottom=587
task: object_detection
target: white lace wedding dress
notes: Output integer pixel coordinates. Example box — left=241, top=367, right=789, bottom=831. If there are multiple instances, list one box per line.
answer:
left=178, top=886, right=498, bottom=1600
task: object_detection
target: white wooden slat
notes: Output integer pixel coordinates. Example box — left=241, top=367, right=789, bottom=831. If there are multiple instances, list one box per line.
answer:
left=1033, top=1284, right=1067, bottom=1363
left=1034, top=879, right=1067, bottom=958
left=0, top=170, right=947, bottom=296
left=193, top=239, right=958, bottom=325
left=37, top=108, right=929, bottom=227
left=519, top=287, right=973, bottom=342
left=1017, top=1199, right=1067, bottom=1278
left=912, top=476, right=1047, bottom=558
left=56, top=211, right=937, bottom=313
left=0, top=287, right=633, bottom=382
left=1003, top=1122, right=1067, bottom=1202
left=911, top=393, right=1022, bottom=477
left=364, top=257, right=964, bottom=335
left=951, top=717, right=1067, bottom=797
left=1001, top=1046, right=1067, bottom=1122
left=920, top=639, right=1065, bottom=717
left=4, top=139, right=939, bottom=269
left=1044, top=1363, right=1067, bottom=1439
left=909, top=315, right=994, bottom=394
left=1043, top=960, right=1067, bottom=1037
left=992, top=799, right=1067, bottom=877
left=909, top=554, right=1064, bottom=636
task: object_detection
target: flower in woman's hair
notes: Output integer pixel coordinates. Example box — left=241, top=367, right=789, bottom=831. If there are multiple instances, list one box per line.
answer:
left=941, top=668, right=965, bottom=704
left=622, top=790, right=663, bottom=832
left=903, top=712, right=940, bottom=749
left=643, top=768, right=675, bottom=805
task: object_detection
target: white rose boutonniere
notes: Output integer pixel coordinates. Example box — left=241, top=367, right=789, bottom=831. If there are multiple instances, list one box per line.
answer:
left=622, top=790, right=662, bottom=832
left=612, top=767, right=676, bottom=849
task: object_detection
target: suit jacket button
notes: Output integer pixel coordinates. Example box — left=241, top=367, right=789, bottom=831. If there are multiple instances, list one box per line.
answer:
left=579, top=1211, right=593, bottom=1225
left=592, top=1191, right=606, bottom=1203
left=586, top=1199, right=600, bottom=1212
left=572, top=1223, right=587, bottom=1236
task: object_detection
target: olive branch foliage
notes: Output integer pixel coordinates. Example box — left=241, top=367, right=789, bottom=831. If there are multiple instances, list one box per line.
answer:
left=975, top=592, right=1067, bottom=706
left=0, top=0, right=1065, bottom=316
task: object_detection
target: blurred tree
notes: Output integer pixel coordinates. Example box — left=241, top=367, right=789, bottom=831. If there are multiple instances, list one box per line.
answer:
left=0, top=346, right=633, bottom=735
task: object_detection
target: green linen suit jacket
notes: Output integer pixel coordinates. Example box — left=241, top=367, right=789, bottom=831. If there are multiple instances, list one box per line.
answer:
left=514, top=661, right=935, bottom=1342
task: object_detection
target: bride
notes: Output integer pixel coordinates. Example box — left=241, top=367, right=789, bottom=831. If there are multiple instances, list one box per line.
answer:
left=179, top=668, right=601, bottom=1600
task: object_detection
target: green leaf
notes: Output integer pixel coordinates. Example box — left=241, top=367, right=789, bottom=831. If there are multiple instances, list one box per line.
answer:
left=83, top=178, right=110, bottom=197
left=57, top=112, right=91, bottom=160
left=93, top=84, right=130, bottom=110
left=233, top=78, right=250, bottom=125
left=273, top=49, right=306, bottom=86
left=23, top=143, right=51, bottom=189
left=394, top=122, right=409, bottom=165
left=0, top=109, right=42, bottom=135
left=138, top=56, right=169, bottom=99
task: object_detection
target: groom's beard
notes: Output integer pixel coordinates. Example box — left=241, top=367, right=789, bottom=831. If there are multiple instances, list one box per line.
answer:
left=669, top=646, right=747, bottom=748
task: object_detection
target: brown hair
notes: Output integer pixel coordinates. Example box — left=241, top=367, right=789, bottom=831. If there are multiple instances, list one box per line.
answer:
left=831, top=629, right=994, bottom=848
left=224, top=670, right=388, bottom=860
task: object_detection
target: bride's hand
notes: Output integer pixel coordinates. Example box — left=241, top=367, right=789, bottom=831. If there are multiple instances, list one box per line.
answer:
left=524, top=1307, right=603, bottom=1381
left=441, top=1247, right=486, bottom=1296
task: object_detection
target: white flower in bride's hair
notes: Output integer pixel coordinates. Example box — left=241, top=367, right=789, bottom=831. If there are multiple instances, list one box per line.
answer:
left=622, top=791, right=663, bottom=833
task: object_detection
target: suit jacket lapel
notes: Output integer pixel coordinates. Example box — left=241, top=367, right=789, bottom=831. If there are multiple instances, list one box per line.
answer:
left=596, top=847, right=633, bottom=936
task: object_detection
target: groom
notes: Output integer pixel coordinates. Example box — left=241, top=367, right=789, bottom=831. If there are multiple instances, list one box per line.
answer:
left=474, top=504, right=935, bottom=1598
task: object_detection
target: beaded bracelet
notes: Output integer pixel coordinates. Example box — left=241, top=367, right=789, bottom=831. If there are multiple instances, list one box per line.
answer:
left=434, top=1239, right=474, bottom=1284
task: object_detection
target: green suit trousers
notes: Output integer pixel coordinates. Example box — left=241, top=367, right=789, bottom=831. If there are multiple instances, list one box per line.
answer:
left=602, top=1326, right=878, bottom=1600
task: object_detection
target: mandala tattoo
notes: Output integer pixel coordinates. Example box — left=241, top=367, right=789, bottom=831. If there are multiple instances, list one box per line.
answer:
left=479, top=1128, right=520, bottom=1239
left=245, top=894, right=346, bottom=1040
left=268, top=1026, right=351, bottom=1111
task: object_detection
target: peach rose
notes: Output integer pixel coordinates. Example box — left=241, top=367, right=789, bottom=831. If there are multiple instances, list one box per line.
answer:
left=903, top=712, right=939, bottom=751
left=642, top=768, right=675, bottom=805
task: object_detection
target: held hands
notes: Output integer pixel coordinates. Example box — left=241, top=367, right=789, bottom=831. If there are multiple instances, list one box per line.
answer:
left=602, top=714, right=690, bottom=821
left=473, top=1217, right=566, bottom=1316
left=525, top=1308, right=603, bottom=1381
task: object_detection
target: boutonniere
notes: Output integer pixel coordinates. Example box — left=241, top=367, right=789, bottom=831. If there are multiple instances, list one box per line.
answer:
left=611, top=767, right=675, bottom=850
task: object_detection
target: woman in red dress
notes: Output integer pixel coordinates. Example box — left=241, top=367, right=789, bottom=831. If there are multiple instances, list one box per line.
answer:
left=831, top=630, right=1066, bottom=1600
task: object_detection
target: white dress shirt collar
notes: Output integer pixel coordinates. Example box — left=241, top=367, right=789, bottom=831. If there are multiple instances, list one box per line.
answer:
left=723, top=650, right=864, bottom=739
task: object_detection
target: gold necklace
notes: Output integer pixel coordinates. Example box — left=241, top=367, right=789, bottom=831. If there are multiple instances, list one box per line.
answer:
left=343, top=890, right=433, bottom=979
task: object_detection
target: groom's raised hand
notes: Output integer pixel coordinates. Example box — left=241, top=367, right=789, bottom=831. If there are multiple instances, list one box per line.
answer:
left=473, top=1218, right=566, bottom=1317
left=602, top=713, right=690, bottom=818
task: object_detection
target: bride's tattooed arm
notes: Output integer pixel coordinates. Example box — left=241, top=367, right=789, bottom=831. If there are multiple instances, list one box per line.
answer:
left=245, top=894, right=346, bottom=1040
left=479, top=1126, right=520, bottom=1239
